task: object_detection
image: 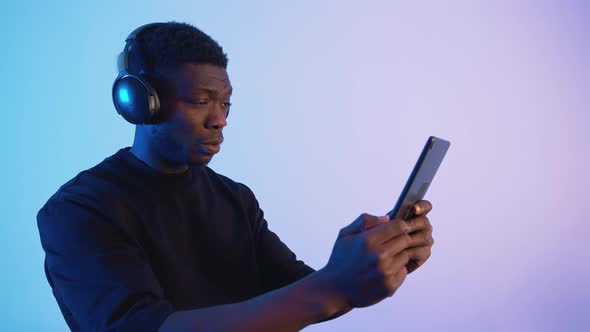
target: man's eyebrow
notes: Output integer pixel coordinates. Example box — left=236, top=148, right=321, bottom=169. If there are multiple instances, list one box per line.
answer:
left=192, top=88, right=233, bottom=97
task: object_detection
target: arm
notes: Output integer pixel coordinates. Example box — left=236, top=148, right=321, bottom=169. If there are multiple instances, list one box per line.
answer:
left=314, top=306, right=354, bottom=324
left=161, top=204, right=436, bottom=331
left=251, top=214, right=354, bottom=325
left=159, top=267, right=347, bottom=332
left=238, top=184, right=355, bottom=326
left=37, top=189, right=351, bottom=331
left=37, top=194, right=174, bottom=331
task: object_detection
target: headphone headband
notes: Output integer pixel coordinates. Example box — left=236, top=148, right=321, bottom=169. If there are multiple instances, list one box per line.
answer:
left=118, top=22, right=166, bottom=74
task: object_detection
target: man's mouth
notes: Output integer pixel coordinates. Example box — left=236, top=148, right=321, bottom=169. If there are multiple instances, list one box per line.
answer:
left=199, top=138, right=223, bottom=155
left=201, top=138, right=223, bottom=145
left=200, top=142, right=221, bottom=155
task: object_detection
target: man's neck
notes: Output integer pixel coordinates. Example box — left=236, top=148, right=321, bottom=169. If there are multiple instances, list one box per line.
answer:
left=130, top=142, right=189, bottom=174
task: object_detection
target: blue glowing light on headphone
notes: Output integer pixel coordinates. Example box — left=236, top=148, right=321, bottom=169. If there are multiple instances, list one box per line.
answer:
left=118, top=88, right=130, bottom=104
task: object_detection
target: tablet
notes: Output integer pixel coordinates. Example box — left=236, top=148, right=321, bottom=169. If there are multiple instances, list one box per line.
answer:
left=387, top=136, right=450, bottom=221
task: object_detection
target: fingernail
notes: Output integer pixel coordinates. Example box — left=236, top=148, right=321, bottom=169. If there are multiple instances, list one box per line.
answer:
left=415, top=205, right=421, bottom=213
left=379, top=215, right=390, bottom=222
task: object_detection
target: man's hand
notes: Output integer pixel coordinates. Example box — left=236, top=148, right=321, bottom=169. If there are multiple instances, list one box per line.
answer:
left=321, top=200, right=435, bottom=310
left=322, top=212, right=411, bottom=309
left=404, top=200, right=434, bottom=274
left=361, top=200, right=434, bottom=274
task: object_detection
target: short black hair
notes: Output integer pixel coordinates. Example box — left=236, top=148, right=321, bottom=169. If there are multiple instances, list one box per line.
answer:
left=128, top=21, right=228, bottom=76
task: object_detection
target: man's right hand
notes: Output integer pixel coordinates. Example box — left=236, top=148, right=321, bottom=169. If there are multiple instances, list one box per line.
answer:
left=321, top=212, right=429, bottom=308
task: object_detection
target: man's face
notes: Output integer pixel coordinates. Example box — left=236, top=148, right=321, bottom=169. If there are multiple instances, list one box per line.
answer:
left=149, top=63, right=232, bottom=167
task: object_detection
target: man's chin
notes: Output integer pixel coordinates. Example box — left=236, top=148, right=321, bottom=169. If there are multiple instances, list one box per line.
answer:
left=188, top=152, right=214, bottom=166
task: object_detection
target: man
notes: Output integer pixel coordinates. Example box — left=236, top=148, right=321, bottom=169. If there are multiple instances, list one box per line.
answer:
left=37, top=22, right=434, bottom=331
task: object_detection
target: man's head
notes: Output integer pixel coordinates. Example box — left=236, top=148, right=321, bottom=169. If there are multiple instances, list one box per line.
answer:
left=127, top=22, right=232, bottom=170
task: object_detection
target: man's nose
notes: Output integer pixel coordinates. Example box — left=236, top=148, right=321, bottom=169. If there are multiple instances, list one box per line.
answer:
left=205, top=103, right=228, bottom=130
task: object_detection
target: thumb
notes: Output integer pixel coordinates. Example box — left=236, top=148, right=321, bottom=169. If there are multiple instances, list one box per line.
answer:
left=339, top=213, right=390, bottom=238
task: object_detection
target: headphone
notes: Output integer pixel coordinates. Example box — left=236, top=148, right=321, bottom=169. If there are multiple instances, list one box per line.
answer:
left=112, top=23, right=165, bottom=125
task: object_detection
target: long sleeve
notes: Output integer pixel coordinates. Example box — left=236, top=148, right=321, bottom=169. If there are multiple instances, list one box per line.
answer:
left=37, top=191, right=174, bottom=331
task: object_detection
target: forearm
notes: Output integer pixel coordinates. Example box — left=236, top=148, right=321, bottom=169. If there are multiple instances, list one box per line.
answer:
left=314, top=306, right=353, bottom=324
left=158, top=267, right=347, bottom=332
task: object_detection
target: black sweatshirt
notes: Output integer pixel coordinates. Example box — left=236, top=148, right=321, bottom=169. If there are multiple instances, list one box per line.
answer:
left=37, top=147, right=314, bottom=331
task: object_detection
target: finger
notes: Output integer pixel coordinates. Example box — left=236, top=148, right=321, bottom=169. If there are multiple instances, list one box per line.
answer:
left=407, top=225, right=434, bottom=248
left=386, top=250, right=410, bottom=276
left=395, top=266, right=408, bottom=284
left=363, top=214, right=390, bottom=231
left=378, top=227, right=433, bottom=269
left=340, top=213, right=389, bottom=238
left=408, top=226, right=434, bottom=248
left=406, top=259, right=423, bottom=274
left=405, top=245, right=432, bottom=263
left=405, top=241, right=434, bottom=274
left=375, top=237, right=411, bottom=279
left=379, top=233, right=412, bottom=259
left=385, top=266, right=408, bottom=296
left=367, top=218, right=411, bottom=245
left=406, top=215, right=432, bottom=234
left=413, top=200, right=433, bottom=216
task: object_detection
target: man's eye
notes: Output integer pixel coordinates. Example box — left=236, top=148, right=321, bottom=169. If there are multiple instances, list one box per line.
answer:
left=189, top=99, right=209, bottom=105
left=223, top=102, right=232, bottom=108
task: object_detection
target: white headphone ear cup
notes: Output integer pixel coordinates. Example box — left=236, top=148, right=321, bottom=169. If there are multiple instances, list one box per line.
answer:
left=112, top=73, right=160, bottom=124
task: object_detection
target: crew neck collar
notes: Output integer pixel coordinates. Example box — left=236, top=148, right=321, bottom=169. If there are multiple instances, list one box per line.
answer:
left=115, top=147, right=195, bottom=184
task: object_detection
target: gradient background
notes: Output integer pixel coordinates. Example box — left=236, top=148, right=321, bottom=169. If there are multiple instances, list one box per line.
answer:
left=2, top=0, right=588, bottom=331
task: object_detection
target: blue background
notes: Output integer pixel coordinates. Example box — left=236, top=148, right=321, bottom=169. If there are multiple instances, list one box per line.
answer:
left=2, top=1, right=589, bottom=331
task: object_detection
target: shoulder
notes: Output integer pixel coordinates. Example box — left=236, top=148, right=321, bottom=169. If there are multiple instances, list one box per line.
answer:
left=37, top=161, right=139, bottom=256
left=38, top=151, right=136, bottom=227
